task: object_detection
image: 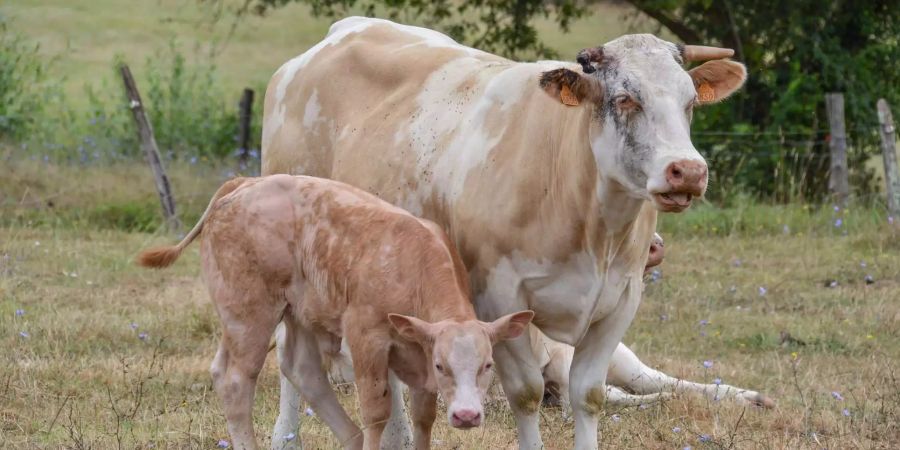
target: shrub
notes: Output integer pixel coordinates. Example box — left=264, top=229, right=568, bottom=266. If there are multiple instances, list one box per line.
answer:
left=0, top=17, right=48, bottom=141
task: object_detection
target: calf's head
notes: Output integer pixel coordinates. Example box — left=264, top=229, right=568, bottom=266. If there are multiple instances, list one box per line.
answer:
left=389, top=310, right=534, bottom=428
left=540, top=35, right=747, bottom=212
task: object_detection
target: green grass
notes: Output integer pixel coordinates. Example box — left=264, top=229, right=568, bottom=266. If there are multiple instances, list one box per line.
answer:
left=1, top=160, right=899, bottom=448
left=0, top=0, right=661, bottom=106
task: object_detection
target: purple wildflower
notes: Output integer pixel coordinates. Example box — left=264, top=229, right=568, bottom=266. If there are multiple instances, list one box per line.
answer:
left=828, top=280, right=839, bottom=288
left=650, top=269, right=661, bottom=282
left=659, top=314, right=669, bottom=322
left=713, top=378, right=722, bottom=385
left=130, top=322, right=139, bottom=330
left=860, top=260, right=867, bottom=268
left=19, top=331, right=30, bottom=338
left=732, top=259, right=742, bottom=267
left=889, top=216, right=895, bottom=225
left=15, top=309, right=25, bottom=317
left=834, top=218, right=843, bottom=228
left=611, top=414, right=621, bottom=422
left=864, top=274, right=874, bottom=284
left=699, top=319, right=709, bottom=326
left=831, top=391, right=844, bottom=401
left=305, top=407, right=314, bottom=416
left=842, top=408, right=851, bottom=417
left=138, top=332, right=148, bottom=341
left=728, top=285, right=737, bottom=293
left=672, top=426, right=681, bottom=433
left=782, top=224, right=790, bottom=234
left=702, top=360, right=714, bottom=369
left=833, top=205, right=840, bottom=212
left=758, top=286, right=767, bottom=296
left=217, top=440, right=230, bottom=448
left=699, top=434, right=711, bottom=442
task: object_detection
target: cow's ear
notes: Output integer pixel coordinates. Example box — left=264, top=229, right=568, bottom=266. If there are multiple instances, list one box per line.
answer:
left=539, top=69, right=602, bottom=107
left=688, top=59, right=746, bottom=105
left=388, top=314, right=435, bottom=344
left=484, top=310, right=534, bottom=344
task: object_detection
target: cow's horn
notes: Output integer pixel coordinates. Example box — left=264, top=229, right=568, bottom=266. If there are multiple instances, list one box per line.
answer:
left=576, top=47, right=604, bottom=74
left=681, top=45, right=734, bottom=62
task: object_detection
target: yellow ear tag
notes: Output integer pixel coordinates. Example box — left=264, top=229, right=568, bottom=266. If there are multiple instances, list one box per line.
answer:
left=697, top=82, right=715, bottom=103
left=560, top=84, right=579, bottom=106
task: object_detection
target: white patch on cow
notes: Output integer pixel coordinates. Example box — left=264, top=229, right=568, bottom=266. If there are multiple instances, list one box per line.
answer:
left=480, top=250, right=636, bottom=346
left=402, top=61, right=535, bottom=202
left=303, top=90, right=323, bottom=130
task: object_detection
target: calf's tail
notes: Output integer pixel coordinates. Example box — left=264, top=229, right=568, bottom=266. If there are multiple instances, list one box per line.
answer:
left=136, top=177, right=248, bottom=268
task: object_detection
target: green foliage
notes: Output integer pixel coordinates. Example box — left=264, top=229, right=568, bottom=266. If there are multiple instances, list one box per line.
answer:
left=0, top=17, right=49, bottom=141
left=88, top=200, right=161, bottom=232
left=242, top=0, right=588, bottom=59
left=0, top=19, right=257, bottom=164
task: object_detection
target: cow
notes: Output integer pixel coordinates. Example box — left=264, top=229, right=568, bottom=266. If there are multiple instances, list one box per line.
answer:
left=136, top=175, right=534, bottom=450
left=262, top=16, right=755, bottom=449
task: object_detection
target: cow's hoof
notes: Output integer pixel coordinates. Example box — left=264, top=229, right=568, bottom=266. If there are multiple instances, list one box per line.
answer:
left=751, top=393, right=776, bottom=409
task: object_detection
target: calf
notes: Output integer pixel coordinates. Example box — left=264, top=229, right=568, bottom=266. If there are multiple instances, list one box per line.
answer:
left=137, top=175, right=533, bottom=450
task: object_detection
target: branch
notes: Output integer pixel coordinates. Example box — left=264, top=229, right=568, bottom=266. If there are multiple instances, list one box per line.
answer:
left=623, top=1, right=703, bottom=44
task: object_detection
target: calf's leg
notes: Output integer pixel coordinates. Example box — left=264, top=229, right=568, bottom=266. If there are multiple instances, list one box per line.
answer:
left=280, top=321, right=363, bottom=449
left=408, top=387, right=437, bottom=450
left=346, top=332, right=393, bottom=450
left=210, top=307, right=282, bottom=450
left=272, top=324, right=303, bottom=450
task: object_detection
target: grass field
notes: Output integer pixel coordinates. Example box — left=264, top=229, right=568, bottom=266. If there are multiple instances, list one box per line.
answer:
left=2, top=159, right=899, bottom=449
left=1, top=0, right=660, bottom=104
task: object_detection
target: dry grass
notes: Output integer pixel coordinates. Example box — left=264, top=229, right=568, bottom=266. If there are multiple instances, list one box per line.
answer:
left=1, top=161, right=899, bottom=449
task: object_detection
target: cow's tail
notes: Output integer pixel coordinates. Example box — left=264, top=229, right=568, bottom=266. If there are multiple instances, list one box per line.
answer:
left=137, top=177, right=248, bottom=268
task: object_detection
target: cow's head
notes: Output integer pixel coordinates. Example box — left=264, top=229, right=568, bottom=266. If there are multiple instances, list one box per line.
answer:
left=540, top=35, right=746, bottom=212
left=389, top=311, right=534, bottom=428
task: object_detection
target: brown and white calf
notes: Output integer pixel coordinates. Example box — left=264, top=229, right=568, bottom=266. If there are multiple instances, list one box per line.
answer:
left=137, top=175, right=533, bottom=450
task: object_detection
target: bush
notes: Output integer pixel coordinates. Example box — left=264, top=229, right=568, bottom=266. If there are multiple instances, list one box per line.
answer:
left=0, top=17, right=48, bottom=141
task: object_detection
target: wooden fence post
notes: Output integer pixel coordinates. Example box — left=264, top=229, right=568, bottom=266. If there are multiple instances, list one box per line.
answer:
left=825, top=93, right=850, bottom=207
left=119, top=64, right=180, bottom=233
left=877, top=99, right=900, bottom=220
left=237, top=88, right=254, bottom=167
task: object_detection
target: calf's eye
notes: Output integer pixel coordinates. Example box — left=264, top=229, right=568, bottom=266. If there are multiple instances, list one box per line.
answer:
left=435, top=364, right=444, bottom=373
left=485, top=362, right=493, bottom=370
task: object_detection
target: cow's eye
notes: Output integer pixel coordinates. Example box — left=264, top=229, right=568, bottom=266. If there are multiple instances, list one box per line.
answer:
left=484, top=362, right=493, bottom=370
left=614, top=95, right=640, bottom=113
left=435, top=363, right=444, bottom=373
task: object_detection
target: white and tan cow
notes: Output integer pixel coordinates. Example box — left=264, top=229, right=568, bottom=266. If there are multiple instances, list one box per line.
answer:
left=262, top=17, right=754, bottom=449
left=137, top=175, right=534, bottom=450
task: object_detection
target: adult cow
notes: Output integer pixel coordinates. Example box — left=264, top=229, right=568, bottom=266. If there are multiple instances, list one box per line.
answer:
left=262, top=17, right=748, bottom=449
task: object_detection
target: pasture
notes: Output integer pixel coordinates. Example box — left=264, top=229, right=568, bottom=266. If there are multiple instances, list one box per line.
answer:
left=2, top=159, right=898, bottom=448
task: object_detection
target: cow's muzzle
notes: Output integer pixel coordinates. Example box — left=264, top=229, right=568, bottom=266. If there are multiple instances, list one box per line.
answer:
left=653, top=160, right=707, bottom=212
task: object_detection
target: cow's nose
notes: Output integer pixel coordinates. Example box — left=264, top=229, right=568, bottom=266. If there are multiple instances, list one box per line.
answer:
left=665, top=160, right=708, bottom=195
left=451, top=409, right=482, bottom=428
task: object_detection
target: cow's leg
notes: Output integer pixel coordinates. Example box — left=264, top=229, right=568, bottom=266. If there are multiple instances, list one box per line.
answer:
left=493, top=335, right=545, bottom=449
left=408, top=387, right=437, bottom=450
left=280, top=321, right=363, bottom=449
left=607, top=343, right=774, bottom=407
left=380, top=373, right=413, bottom=450
left=272, top=324, right=303, bottom=450
left=345, top=332, right=392, bottom=450
left=605, top=385, right=671, bottom=406
left=570, top=290, right=642, bottom=450
left=209, top=306, right=281, bottom=450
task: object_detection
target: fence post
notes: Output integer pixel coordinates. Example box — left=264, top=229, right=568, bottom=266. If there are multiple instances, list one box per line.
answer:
left=825, top=93, right=850, bottom=207
left=877, top=99, right=900, bottom=220
left=119, top=64, right=180, bottom=233
left=237, top=88, right=255, bottom=167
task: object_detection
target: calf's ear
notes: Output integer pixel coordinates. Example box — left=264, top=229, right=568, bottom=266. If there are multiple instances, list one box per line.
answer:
left=485, top=310, right=535, bottom=344
left=388, top=314, right=435, bottom=343
left=688, top=59, right=747, bottom=105
left=539, top=69, right=602, bottom=107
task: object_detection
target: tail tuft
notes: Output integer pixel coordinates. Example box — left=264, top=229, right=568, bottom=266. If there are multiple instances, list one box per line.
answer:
left=137, top=246, right=182, bottom=268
